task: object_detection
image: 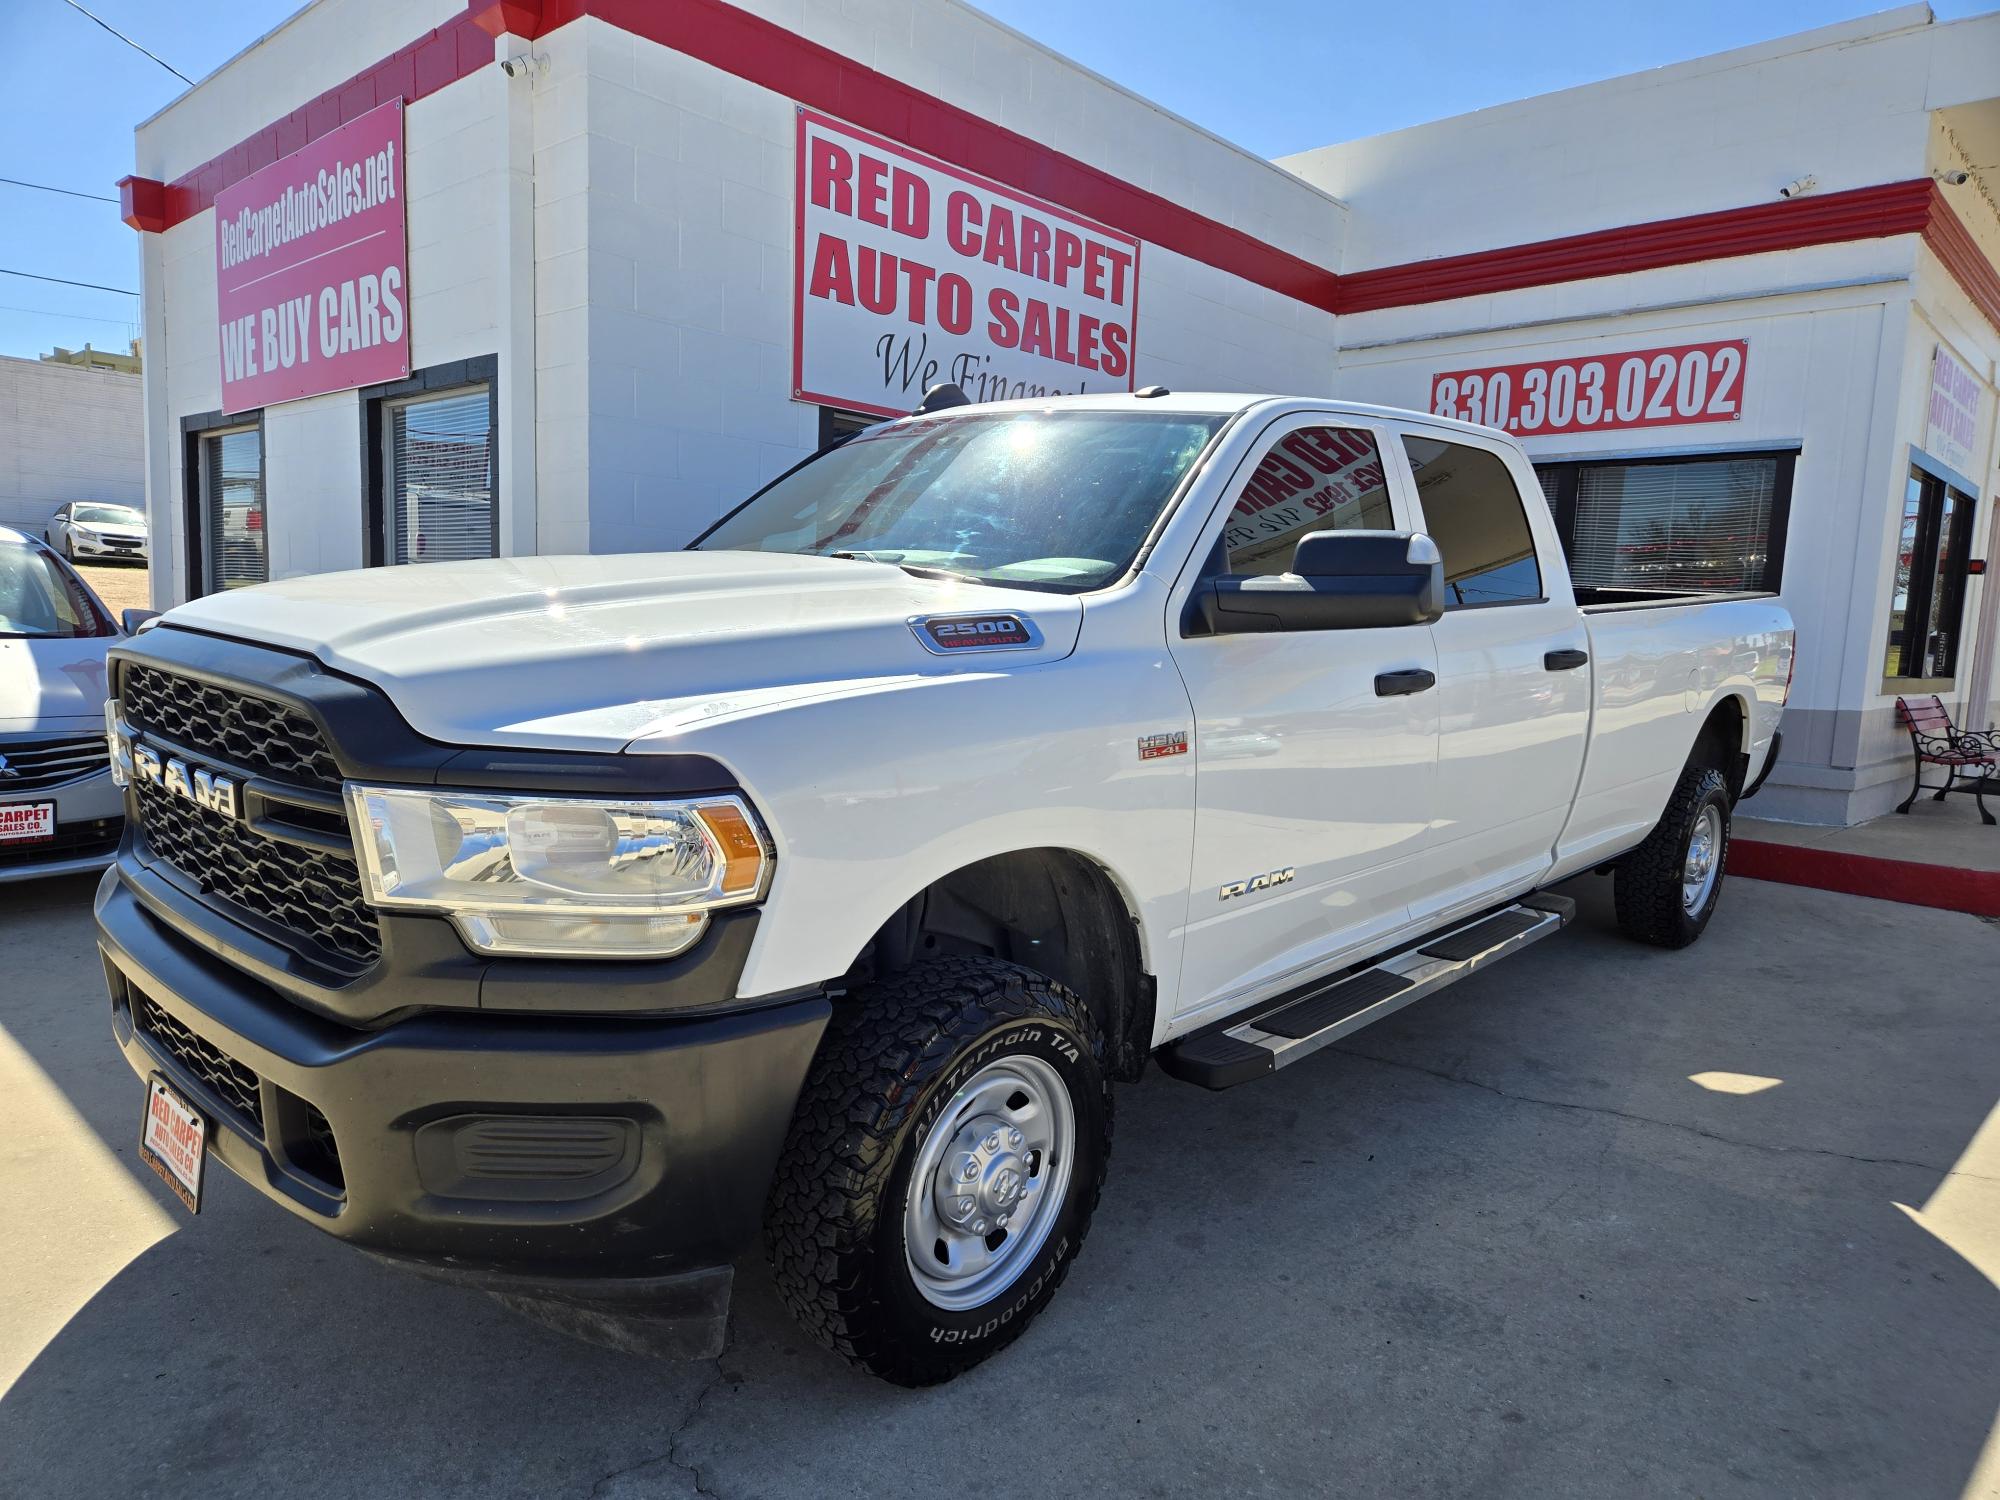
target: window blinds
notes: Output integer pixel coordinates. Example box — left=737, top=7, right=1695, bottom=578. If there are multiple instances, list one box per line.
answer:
left=204, top=427, right=267, bottom=591
left=1569, top=457, right=1776, bottom=591
left=387, top=388, right=493, bottom=565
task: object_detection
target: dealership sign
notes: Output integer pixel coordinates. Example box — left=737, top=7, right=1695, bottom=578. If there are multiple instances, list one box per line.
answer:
left=215, top=99, right=408, bottom=413
left=793, top=110, right=1140, bottom=418
left=1430, top=341, right=1748, bottom=438
left=1924, top=343, right=1982, bottom=479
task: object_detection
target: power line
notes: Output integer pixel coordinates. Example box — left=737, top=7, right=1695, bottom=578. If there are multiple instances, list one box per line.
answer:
left=0, top=175, right=119, bottom=204
left=59, top=0, right=193, bottom=87
left=0, top=268, right=138, bottom=296
left=0, top=302, right=138, bottom=328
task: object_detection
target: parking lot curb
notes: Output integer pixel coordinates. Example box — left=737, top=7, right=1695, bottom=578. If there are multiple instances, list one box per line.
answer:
left=1730, top=837, right=2000, bottom=918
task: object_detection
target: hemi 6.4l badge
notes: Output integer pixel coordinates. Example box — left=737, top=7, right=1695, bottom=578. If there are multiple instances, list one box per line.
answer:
left=1138, top=731, right=1188, bottom=761
left=910, top=613, right=1043, bottom=655
left=1220, top=867, right=1294, bottom=901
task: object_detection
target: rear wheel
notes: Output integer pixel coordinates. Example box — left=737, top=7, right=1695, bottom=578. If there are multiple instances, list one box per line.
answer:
left=1614, top=763, right=1732, bottom=948
left=765, top=955, right=1112, bottom=1386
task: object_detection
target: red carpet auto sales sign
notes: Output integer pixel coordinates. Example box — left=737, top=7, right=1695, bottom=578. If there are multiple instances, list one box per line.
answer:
left=794, top=110, right=1140, bottom=418
left=215, top=100, right=408, bottom=413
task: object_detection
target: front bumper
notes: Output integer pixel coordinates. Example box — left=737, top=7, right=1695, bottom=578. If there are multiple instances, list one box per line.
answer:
left=96, top=863, right=828, bottom=1285
left=0, top=765, right=122, bottom=883
left=70, top=535, right=147, bottom=561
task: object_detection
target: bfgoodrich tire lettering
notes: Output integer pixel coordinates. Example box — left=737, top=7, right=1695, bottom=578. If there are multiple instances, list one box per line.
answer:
left=764, top=955, right=1112, bottom=1386
left=1614, top=763, right=1732, bottom=949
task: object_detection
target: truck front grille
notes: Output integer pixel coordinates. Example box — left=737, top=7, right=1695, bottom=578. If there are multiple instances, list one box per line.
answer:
left=133, top=777, right=381, bottom=967
left=123, top=663, right=344, bottom=793
left=135, top=990, right=264, bottom=1135
left=121, top=663, right=380, bottom=970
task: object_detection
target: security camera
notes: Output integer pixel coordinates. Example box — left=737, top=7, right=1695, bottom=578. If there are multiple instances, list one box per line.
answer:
left=500, top=53, right=534, bottom=78
left=1939, top=169, right=1971, bottom=186
left=1778, top=174, right=1818, bottom=200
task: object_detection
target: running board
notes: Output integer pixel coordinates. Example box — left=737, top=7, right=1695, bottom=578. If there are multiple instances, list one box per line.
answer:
left=1158, top=894, right=1575, bottom=1090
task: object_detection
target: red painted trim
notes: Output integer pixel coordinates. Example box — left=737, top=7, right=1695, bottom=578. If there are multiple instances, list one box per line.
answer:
left=1731, top=838, right=2000, bottom=918
left=582, top=0, right=1336, bottom=316
left=128, top=9, right=490, bottom=234
left=469, top=0, right=553, bottom=41
left=119, top=175, right=167, bottom=233
left=1921, top=189, right=2000, bottom=338
left=1335, top=180, right=1938, bottom=314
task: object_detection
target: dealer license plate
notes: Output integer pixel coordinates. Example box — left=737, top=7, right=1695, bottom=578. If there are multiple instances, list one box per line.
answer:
left=0, top=802, right=54, bottom=844
left=140, top=1075, right=206, bottom=1213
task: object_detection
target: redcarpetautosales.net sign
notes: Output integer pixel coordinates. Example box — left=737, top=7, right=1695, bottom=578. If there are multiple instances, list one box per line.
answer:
left=793, top=110, right=1140, bottom=418
left=215, top=99, right=408, bottom=413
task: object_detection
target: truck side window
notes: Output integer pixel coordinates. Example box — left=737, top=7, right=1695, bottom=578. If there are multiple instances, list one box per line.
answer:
left=1402, top=435, right=1543, bottom=607
left=1222, top=426, right=1393, bottom=577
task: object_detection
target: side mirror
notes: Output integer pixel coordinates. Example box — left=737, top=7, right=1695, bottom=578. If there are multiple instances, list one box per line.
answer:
left=121, top=608, right=161, bottom=635
left=1188, top=531, right=1445, bottom=635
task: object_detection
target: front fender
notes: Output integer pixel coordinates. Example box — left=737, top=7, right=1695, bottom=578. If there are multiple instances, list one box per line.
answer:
left=628, top=651, right=1195, bottom=1008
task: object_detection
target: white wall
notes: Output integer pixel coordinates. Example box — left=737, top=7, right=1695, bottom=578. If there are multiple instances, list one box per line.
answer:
left=541, top=11, right=1344, bottom=553
left=0, top=358, right=143, bottom=533
left=1280, top=6, right=2000, bottom=271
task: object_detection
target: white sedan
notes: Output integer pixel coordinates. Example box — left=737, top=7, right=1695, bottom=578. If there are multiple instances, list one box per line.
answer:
left=44, top=501, right=149, bottom=564
left=0, top=526, right=132, bottom=880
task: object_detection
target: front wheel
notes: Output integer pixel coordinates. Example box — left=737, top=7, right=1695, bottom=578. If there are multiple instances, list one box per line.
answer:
left=765, top=956, right=1112, bottom=1386
left=1614, top=763, right=1732, bottom=948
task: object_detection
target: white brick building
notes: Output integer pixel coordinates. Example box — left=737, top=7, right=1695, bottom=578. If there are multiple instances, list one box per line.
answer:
left=121, top=0, right=2000, bottom=824
left=0, top=356, right=143, bottom=535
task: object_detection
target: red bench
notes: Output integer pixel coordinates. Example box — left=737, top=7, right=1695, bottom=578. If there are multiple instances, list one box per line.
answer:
left=1895, top=695, right=1997, bottom=826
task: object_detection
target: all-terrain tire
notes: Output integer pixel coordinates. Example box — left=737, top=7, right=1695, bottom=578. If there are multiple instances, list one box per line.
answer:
left=1614, top=763, right=1732, bottom=949
left=764, top=955, right=1112, bottom=1386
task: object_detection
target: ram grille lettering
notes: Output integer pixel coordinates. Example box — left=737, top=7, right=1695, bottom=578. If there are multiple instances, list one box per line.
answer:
left=129, top=738, right=239, bottom=820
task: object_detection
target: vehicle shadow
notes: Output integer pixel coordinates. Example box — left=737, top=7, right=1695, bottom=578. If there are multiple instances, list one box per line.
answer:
left=2, top=873, right=1995, bottom=1498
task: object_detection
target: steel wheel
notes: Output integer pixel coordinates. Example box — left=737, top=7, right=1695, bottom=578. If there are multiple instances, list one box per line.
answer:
left=903, top=1053, right=1075, bottom=1312
left=1682, top=803, right=1722, bottom=913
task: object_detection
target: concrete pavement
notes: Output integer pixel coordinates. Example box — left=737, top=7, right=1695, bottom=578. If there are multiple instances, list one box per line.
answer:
left=2, top=870, right=1996, bottom=1498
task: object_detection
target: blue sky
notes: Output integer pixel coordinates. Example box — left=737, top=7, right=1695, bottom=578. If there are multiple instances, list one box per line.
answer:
left=0, top=0, right=1983, bottom=361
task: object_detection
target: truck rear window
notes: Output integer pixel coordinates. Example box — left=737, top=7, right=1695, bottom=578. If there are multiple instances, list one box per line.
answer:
left=694, top=410, right=1225, bottom=593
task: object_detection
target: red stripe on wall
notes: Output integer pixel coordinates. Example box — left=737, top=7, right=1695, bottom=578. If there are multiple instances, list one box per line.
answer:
left=1334, top=180, right=1939, bottom=313
left=571, top=0, right=1341, bottom=315
left=1921, top=191, right=2000, bottom=337
left=124, top=0, right=2000, bottom=340
left=144, top=9, right=492, bottom=230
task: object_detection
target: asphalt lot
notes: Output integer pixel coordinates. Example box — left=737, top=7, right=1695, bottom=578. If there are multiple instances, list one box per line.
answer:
left=1, top=871, right=1995, bottom=1498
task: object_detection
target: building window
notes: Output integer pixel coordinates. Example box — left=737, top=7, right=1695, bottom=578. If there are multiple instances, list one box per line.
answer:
left=818, top=405, right=877, bottom=451
left=362, top=357, right=498, bottom=567
left=383, top=387, right=495, bottom=564
left=1884, top=462, right=1975, bottom=680
left=1534, top=451, right=1794, bottom=595
left=1224, top=426, right=1392, bottom=576
left=1403, top=435, right=1542, bottom=607
left=197, top=424, right=266, bottom=593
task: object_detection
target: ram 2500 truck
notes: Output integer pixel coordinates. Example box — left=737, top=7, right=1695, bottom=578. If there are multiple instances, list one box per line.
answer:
left=97, top=391, right=1791, bottom=1385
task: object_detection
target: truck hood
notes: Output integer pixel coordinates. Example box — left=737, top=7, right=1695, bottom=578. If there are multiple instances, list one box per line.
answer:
left=0, top=634, right=115, bottom=733
left=160, top=552, right=1082, bottom=749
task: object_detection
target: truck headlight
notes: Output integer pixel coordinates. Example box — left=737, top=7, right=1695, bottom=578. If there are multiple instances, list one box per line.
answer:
left=344, top=786, right=771, bottom=959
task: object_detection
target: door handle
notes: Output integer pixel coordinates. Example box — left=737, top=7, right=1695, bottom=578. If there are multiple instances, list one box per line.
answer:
left=1375, top=668, right=1436, bottom=697
left=1544, top=648, right=1589, bottom=671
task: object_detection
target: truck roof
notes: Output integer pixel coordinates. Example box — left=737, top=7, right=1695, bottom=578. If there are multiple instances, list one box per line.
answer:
left=892, top=389, right=1511, bottom=443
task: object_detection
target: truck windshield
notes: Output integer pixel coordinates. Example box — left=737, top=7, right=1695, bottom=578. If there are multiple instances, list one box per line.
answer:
left=0, top=539, right=114, bottom=639
left=694, top=410, right=1226, bottom=592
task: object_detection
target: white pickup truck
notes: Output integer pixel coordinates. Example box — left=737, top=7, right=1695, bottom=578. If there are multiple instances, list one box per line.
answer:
left=97, top=390, right=1791, bottom=1385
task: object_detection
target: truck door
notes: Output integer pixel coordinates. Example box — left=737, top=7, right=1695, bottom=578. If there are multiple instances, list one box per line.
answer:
left=1166, top=415, right=1439, bottom=1023
left=1396, top=428, right=1590, bottom=921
